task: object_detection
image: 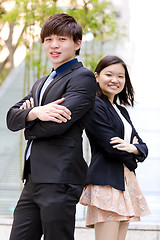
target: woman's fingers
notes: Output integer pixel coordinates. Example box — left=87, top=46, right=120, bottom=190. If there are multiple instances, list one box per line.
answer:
left=110, top=137, right=123, bottom=144
left=132, top=136, right=139, bottom=144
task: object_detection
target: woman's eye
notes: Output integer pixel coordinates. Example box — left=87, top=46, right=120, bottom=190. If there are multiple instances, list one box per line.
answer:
left=106, top=74, right=112, bottom=77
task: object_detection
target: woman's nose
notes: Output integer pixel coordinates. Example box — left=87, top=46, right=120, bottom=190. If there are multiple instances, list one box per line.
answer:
left=111, top=76, right=118, bottom=82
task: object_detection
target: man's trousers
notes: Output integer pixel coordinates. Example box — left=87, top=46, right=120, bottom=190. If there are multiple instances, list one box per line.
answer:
left=9, top=175, right=83, bottom=240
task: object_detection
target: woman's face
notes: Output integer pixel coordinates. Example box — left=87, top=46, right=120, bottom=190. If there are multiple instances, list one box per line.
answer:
left=95, top=63, right=126, bottom=103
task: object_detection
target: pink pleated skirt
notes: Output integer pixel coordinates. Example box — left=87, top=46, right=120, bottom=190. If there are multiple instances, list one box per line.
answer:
left=80, top=166, right=151, bottom=228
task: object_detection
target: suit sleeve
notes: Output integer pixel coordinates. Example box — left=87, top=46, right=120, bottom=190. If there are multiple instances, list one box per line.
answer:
left=6, top=91, right=34, bottom=131
left=85, top=99, right=138, bottom=170
left=24, top=71, right=96, bottom=140
left=119, top=106, right=148, bottom=162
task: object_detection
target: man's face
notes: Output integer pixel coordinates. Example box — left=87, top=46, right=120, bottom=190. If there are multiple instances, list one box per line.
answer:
left=43, top=34, right=81, bottom=69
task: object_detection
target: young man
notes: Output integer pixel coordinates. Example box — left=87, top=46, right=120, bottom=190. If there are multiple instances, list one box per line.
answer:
left=7, top=13, right=96, bottom=240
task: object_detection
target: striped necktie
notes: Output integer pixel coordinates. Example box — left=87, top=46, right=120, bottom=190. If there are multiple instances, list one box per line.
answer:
left=26, top=70, right=56, bottom=160
left=39, top=70, right=56, bottom=105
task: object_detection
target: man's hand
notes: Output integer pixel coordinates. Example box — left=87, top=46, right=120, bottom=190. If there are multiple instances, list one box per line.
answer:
left=20, top=97, right=34, bottom=109
left=110, top=136, right=140, bottom=155
left=21, top=97, right=71, bottom=123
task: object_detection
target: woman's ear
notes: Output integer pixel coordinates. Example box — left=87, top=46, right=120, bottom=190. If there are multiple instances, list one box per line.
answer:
left=94, top=72, right=99, bottom=83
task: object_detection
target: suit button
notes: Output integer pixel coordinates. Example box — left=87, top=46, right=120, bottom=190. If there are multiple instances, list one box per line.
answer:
left=31, top=136, right=36, bottom=140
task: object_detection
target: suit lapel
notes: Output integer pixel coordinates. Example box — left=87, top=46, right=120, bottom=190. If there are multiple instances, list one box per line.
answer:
left=104, top=98, right=124, bottom=138
left=40, top=62, right=83, bottom=105
left=34, top=76, right=48, bottom=106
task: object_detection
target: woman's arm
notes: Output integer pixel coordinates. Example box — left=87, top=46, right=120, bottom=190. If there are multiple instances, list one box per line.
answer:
left=110, top=136, right=140, bottom=155
left=118, top=106, right=148, bottom=162
left=85, top=99, right=136, bottom=162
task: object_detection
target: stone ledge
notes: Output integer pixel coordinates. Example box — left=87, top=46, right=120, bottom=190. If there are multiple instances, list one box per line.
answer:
left=0, top=218, right=12, bottom=226
left=76, top=220, right=160, bottom=231
left=1, top=218, right=160, bottom=231
left=1, top=219, right=160, bottom=240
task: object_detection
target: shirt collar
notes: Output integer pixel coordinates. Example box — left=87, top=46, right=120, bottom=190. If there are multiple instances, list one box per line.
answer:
left=53, top=58, right=78, bottom=76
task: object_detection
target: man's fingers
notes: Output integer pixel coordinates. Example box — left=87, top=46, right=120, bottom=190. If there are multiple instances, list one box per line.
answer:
left=25, top=100, right=30, bottom=108
left=49, top=117, right=63, bottom=123
left=20, top=102, right=27, bottom=109
left=37, top=101, right=72, bottom=123
left=51, top=99, right=71, bottom=116
left=54, top=109, right=71, bottom=120
left=30, top=98, right=34, bottom=107
left=51, top=113, right=68, bottom=122
left=20, top=99, right=34, bottom=109
left=45, top=106, right=71, bottom=121
left=54, top=104, right=71, bottom=116
left=54, top=98, right=65, bottom=105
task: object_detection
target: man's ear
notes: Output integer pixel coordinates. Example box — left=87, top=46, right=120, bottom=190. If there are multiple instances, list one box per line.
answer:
left=94, top=72, right=99, bottom=83
left=75, top=40, right=81, bottom=51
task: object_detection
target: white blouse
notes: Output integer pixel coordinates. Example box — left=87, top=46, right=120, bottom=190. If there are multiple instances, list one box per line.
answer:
left=112, top=104, right=132, bottom=144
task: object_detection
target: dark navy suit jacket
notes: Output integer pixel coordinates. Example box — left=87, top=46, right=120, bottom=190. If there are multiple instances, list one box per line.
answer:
left=85, top=96, right=148, bottom=191
left=7, top=62, right=96, bottom=185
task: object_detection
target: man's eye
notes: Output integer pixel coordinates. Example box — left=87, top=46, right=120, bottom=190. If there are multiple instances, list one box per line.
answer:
left=45, top=38, right=51, bottom=41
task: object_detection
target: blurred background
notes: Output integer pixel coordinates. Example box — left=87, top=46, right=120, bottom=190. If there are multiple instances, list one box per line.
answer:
left=0, top=0, right=160, bottom=225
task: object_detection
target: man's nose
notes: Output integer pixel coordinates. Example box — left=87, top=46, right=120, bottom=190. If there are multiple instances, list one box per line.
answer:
left=51, top=39, right=59, bottom=48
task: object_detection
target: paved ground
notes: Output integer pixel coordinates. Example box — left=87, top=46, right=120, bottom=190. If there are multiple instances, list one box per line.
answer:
left=0, top=219, right=160, bottom=240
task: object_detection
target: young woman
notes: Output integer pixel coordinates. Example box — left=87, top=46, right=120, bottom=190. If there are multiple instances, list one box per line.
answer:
left=80, top=56, right=150, bottom=240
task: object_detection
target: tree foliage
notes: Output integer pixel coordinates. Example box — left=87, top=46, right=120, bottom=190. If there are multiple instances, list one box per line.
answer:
left=68, top=0, right=119, bottom=40
left=0, top=0, right=122, bottom=177
left=0, top=0, right=120, bottom=84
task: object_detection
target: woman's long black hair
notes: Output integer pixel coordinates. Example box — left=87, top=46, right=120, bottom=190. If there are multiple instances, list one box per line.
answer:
left=95, top=55, right=135, bottom=106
